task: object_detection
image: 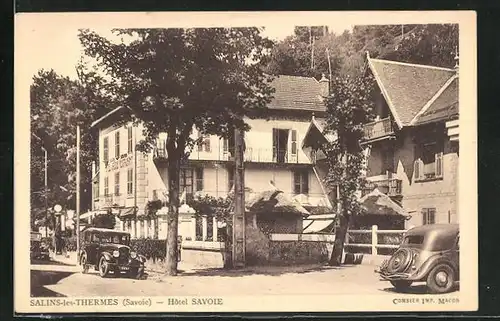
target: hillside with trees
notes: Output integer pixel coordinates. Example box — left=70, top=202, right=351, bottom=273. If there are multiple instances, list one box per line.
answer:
left=264, top=24, right=459, bottom=79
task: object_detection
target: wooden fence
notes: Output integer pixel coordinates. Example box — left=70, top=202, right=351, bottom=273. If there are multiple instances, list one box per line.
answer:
left=270, top=225, right=407, bottom=256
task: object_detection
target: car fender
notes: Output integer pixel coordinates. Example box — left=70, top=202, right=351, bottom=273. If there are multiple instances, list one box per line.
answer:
left=101, top=251, right=113, bottom=261
left=414, top=253, right=456, bottom=280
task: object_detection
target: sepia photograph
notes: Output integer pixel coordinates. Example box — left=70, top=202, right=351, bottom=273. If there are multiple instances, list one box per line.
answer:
left=15, top=11, right=477, bottom=313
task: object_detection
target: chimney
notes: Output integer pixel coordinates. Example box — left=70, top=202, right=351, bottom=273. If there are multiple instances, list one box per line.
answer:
left=319, top=73, right=329, bottom=97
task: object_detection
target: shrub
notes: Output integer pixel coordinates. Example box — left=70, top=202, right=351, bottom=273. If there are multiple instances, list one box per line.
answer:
left=130, top=238, right=166, bottom=262
left=91, top=213, right=116, bottom=229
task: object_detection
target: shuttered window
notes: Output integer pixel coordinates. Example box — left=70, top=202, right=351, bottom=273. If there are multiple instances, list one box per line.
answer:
left=422, top=208, right=436, bottom=225
left=114, top=172, right=120, bottom=195
left=103, top=137, right=109, bottom=164
left=293, top=170, right=309, bottom=194
left=115, top=131, right=120, bottom=158
left=127, top=168, right=133, bottom=195
left=195, top=168, right=204, bottom=192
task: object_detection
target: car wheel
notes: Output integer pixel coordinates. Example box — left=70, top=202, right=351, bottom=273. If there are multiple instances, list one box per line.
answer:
left=80, top=253, right=89, bottom=274
left=390, top=280, right=413, bottom=291
left=426, top=263, right=455, bottom=294
left=98, top=256, right=110, bottom=278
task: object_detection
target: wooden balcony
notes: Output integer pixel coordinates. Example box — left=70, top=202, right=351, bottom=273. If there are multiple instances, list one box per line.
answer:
left=362, top=177, right=402, bottom=197
left=361, top=117, right=395, bottom=144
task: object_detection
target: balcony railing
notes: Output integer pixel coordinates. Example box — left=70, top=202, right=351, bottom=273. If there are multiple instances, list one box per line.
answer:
left=362, top=177, right=402, bottom=197
left=153, top=145, right=310, bottom=164
left=362, top=117, right=395, bottom=143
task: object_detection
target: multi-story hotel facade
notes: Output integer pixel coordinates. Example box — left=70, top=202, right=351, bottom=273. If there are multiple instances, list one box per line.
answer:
left=86, top=74, right=333, bottom=237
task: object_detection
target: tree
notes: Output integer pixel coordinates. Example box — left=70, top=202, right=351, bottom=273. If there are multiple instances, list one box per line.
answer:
left=383, top=24, right=459, bottom=68
left=91, top=213, right=116, bottom=229
left=264, top=26, right=345, bottom=80
left=266, top=24, right=459, bottom=80
left=30, top=69, right=114, bottom=230
left=322, top=74, right=375, bottom=266
left=78, top=28, right=275, bottom=275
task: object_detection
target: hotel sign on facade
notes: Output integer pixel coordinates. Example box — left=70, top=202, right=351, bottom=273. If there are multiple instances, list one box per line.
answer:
left=106, top=154, right=133, bottom=172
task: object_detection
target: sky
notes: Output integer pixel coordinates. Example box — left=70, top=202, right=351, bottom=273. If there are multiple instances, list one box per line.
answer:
left=18, top=11, right=466, bottom=83
left=24, top=23, right=353, bottom=81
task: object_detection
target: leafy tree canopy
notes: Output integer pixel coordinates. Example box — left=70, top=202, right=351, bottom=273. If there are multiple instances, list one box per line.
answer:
left=264, top=24, right=458, bottom=80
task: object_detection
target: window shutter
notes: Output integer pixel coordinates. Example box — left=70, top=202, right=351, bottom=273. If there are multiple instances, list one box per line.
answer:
left=290, top=129, right=298, bottom=162
left=115, top=131, right=120, bottom=158
left=272, top=128, right=278, bottom=162
left=293, top=171, right=301, bottom=194
left=435, top=152, right=443, bottom=178
left=103, top=137, right=109, bottom=164
left=204, top=137, right=211, bottom=152
left=223, top=137, right=228, bottom=152
left=196, top=168, right=204, bottom=192
left=422, top=208, right=428, bottom=225
left=303, top=171, right=309, bottom=194
left=429, top=208, right=436, bottom=224
left=414, top=158, right=422, bottom=181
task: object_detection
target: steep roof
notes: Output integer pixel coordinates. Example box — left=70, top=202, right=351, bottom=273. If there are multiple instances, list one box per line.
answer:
left=367, top=55, right=457, bottom=127
left=267, top=75, right=325, bottom=112
left=413, top=76, right=459, bottom=125
left=90, top=75, right=325, bottom=128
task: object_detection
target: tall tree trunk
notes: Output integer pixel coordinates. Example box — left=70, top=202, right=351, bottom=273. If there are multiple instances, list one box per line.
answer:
left=165, top=148, right=180, bottom=276
left=329, top=212, right=349, bottom=266
left=223, top=224, right=233, bottom=269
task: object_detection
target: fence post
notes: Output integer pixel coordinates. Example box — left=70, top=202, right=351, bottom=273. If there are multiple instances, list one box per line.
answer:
left=190, top=215, right=197, bottom=240
left=371, top=225, right=378, bottom=255
left=212, top=216, right=218, bottom=241
left=202, top=215, right=208, bottom=241
left=131, top=220, right=136, bottom=239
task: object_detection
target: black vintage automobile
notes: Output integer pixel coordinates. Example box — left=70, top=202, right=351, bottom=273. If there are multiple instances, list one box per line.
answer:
left=30, top=231, right=50, bottom=261
left=376, top=224, right=459, bottom=294
left=79, top=228, right=146, bottom=279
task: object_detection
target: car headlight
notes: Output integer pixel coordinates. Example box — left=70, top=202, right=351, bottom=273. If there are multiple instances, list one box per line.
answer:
left=130, top=251, right=137, bottom=259
left=113, top=250, right=119, bottom=258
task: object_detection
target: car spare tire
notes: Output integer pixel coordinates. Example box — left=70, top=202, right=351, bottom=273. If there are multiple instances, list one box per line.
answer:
left=386, top=248, right=412, bottom=274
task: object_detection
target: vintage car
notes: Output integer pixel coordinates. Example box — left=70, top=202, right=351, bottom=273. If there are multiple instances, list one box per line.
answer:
left=79, top=227, right=146, bottom=279
left=30, top=231, right=50, bottom=261
left=376, top=224, right=459, bottom=294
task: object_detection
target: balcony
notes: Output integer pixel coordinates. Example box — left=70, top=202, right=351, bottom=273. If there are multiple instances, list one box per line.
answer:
left=153, top=145, right=311, bottom=165
left=362, top=117, right=395, bottom=144
left=362, top=177, right=402, bottom=197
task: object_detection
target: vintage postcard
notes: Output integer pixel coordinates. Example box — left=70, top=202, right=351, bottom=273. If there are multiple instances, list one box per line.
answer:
left=14, top=11, right=477, bottom=314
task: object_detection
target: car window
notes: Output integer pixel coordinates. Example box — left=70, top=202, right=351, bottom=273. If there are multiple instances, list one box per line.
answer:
left=101, top=234, right=129, bottom=244
left=403, top=235, right=424, bottom=245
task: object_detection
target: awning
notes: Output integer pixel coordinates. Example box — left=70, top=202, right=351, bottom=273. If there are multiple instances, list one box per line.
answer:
left=360, top=188, right=408, bottom=217
left=246, top=186, right=310, bottom=216
left=302, top=214, right=337, bottom=234
left=119, top=207, right=136, bottom=218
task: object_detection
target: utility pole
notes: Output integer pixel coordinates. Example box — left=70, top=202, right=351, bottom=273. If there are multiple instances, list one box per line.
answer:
left=326, top=48, right=332, bottom=82
left=43, top=147, right=48, bottom=237
left=232, top=128, right=246, bottom=268
left=76, top=125, right=81, bottom=262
